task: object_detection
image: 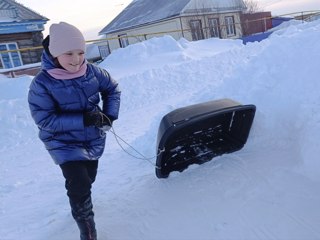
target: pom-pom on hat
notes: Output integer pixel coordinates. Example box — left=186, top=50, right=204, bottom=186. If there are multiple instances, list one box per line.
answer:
left=48, top=22, right=86, bottom=57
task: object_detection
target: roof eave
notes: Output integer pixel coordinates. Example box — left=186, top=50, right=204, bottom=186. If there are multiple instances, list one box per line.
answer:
left=99, top=14, right=181, bottom=35
left=99, top=7, right=244, bottom=36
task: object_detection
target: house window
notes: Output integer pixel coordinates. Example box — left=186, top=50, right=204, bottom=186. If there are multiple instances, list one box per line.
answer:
left=0, top=43, right=23, bottom=69
left=118, top=34, right=129, bottom=48
left=208, top=18, right=220, bottom=38
left=225, top=16, right=236, bottom=36
left=190, top=20, right=204, bottom=41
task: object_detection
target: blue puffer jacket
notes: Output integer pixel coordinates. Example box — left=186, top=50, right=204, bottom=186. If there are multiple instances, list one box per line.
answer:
left=28, top=51, right=121, bottom=165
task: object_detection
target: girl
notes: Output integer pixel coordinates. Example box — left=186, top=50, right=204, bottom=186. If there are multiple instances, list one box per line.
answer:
left=28, top=22, right=121, bottom=240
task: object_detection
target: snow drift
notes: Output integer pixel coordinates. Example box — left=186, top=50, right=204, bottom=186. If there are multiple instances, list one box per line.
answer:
left=1, top=19, right=320, bottom=240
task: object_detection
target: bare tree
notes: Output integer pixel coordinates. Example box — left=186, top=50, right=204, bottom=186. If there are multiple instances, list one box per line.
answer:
left=183, top=1, right=222, bottom=40
left=243, top=0, right=263, bottom=13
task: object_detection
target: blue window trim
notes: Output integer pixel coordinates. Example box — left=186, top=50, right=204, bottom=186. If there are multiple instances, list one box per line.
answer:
left=0, top=20, right=46, bottom=34
left=0, top=42, right=23, bottom=69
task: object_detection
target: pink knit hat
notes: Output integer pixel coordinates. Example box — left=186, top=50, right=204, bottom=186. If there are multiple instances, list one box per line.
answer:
left=49, top=22, right=86, bottom=57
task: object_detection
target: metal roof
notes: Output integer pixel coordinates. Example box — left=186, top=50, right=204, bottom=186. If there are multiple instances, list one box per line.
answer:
left=0, top=0, right=48, bottom=22
left=99, top=0, right=245, bottom=35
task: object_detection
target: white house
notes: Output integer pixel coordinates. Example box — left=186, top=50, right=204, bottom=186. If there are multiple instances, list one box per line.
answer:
left=99, top=0, right=246, bottom=54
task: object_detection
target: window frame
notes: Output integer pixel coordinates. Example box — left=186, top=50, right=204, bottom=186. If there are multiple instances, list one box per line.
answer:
left=0, top=42, right=23, bottom=69
left=225, top=16, right=236, bottom=36
left=189, top=19, right=205, bottom=41
left=208, top=18, right=221, bottom=38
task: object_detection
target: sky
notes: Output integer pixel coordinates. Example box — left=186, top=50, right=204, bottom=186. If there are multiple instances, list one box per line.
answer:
left=18, top=0, right=133, bottom=40
left=1, top=18, right=320, bottom=240
left=18, top=0, right=320, bottom=40
left=260, top=0, right=320, bottom=15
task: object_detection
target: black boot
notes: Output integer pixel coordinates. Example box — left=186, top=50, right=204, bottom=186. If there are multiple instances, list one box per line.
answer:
left=70, top=195, right=97, bottom=240
left=76, top=217, right=97, bottom=240
left=59, top=161, right=99, bottom=239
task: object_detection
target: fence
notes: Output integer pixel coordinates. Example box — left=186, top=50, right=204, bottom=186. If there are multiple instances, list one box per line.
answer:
left=1, top=10, right=319, bottom=76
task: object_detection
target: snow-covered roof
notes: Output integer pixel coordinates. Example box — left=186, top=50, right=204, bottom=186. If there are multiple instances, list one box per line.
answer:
left=0, top=0, right=48, bottom=22
left=183, top=0, right=246, bottom=13
left=99, top=0, right=190, bottom=35
left=99, top=0, right=245, bottom=35
left=0, top=16, right=15, bottom=23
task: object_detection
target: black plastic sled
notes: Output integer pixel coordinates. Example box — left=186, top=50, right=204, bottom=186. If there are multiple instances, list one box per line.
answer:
left=155, top=99, right=256, bottom=178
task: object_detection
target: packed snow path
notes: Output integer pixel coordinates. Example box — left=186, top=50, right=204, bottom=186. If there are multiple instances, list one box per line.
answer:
left=1, top=19, right=320, bottom=239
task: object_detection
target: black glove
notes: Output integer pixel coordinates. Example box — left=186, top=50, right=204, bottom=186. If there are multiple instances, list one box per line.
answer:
left=83, top=111, right=113, bottom=131
left=100, top=115, right=113, bottom=131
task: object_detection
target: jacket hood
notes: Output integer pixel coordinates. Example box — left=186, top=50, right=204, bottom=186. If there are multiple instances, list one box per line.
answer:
left=41, top=50, right=57, bottom=71
left=41, top=35, right=58, bottom=71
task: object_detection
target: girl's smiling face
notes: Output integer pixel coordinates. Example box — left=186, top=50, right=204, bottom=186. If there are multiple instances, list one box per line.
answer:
left=57, top=50, right=85, bottom=73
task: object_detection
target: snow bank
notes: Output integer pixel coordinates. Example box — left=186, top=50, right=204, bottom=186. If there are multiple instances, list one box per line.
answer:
left=1, top=19, right=320, bottom=240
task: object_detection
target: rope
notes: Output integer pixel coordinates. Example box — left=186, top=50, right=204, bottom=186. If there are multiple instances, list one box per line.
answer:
left=101, top=113, right=164, bottom=169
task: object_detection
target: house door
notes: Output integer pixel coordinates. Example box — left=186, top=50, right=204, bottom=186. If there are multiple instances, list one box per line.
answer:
left=98, top=44, right=111, bottom=59
left=118, top=34, right=129, bottom=48
left=190, top=20, right=204, bottom=41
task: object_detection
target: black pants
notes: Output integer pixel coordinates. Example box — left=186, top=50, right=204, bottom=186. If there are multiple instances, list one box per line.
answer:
left=59, top=160, right=98, bottom=221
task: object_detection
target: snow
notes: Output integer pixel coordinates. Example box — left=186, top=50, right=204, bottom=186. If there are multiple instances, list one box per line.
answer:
left=0, top=62, right=41, bottom=73
left=99, top=0, right=191, bottom=34
left=85, top=43, right=101, bottom=61
left=0, top=17, right=15, bottom=22
left=183, top=0, right=246, bottom=12
left=1, top=19, right=320, bottom=239
left=99, top=0, right=244, bottom=34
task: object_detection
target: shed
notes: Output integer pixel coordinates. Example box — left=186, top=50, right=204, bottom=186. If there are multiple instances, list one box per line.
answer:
left=240, top=12, right=272, bottom=36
